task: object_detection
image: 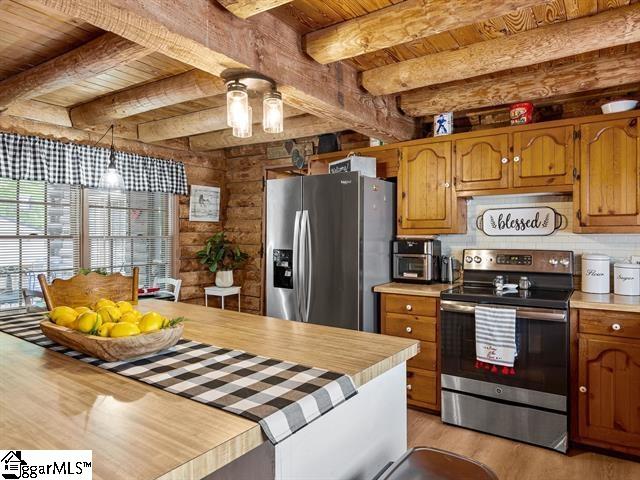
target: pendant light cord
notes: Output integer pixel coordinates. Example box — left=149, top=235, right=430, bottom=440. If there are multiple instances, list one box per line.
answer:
left=92, top=124, right=115, bottom=148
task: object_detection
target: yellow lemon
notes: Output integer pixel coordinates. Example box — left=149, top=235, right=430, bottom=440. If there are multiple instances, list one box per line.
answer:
left=161, top=317, right=170, bottom=328
left=110, top=322, right=140, bottom=338
left=97, top=322, right=116, bottom=337
left=119, top=311, right=140, bottom=324
left=97, top=305, right=122, bottom=323
left=77, top=312, right=101, bottom=334
left=116, top=301, right=133, bottom=314
left=74, top=306, right=92, bottom=315
left=49, top=306, right=78, bottom=327
left=94, top=298, right=116, bottom=310
left=139, top=311, right=163, bottom=333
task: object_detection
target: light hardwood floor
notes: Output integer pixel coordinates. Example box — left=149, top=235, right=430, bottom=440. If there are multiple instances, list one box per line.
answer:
left=408, top=409, right=640, bottom=480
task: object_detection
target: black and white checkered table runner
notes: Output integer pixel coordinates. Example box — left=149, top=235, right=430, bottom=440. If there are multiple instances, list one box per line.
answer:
left=0, top=313, right=357, bottom=444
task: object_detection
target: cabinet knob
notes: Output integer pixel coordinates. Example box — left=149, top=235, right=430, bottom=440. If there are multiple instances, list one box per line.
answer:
left=579, top=386, right=587, bottom=393
left=443, top=182, right=450, bottom=188
left=513, top=156, right=520, bottom=163
left=612, top=323, right=622, bottom=331
left=407, top=384, right=412, bottom=391
left=405, top=304, right=412, bottom=311
left=405, top=326, right=413, bottom=333
left=501, top=157, right=509, bottom=164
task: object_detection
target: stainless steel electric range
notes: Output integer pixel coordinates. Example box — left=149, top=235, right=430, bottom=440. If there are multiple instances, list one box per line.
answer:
left=440, top=249, right=574, bottom=453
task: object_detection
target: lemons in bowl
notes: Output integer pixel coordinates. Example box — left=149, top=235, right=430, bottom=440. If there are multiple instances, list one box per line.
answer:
left=48, top=298, right=183, bottom=338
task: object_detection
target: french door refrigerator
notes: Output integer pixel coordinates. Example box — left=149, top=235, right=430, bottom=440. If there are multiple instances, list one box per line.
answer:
left=266, top=171, right=394, bottom=332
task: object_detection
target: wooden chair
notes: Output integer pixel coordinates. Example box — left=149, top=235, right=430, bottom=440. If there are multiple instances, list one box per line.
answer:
left=153, top=277, right=182, bottom=302
left=38, top=268, right=139, bottom=310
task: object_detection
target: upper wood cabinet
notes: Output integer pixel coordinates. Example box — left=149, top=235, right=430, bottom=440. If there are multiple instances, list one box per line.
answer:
left=454, top=126, right=575, bottom=195
left=512, top=125, right=575, bottom=188
left=575, top=117, right=640, bottom=232
left=398, top=142, right=466, bottom=235
left=454, top=133, right=510, bottom=192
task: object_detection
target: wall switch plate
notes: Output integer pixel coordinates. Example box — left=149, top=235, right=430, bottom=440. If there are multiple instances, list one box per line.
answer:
left=632, top=256, right=640, bottom=264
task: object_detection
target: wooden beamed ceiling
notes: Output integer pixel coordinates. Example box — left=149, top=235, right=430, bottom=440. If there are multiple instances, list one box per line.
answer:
left=0, top=0, right=639, bottom=152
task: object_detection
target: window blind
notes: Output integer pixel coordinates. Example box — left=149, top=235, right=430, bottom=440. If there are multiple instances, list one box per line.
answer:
left=0, top=178, right=81, bottom=310
left=87, top=189, right=174, bottom=288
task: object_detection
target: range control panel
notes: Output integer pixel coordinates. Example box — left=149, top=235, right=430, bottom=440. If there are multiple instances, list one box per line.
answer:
left=463, top=249, right=574, bottom=274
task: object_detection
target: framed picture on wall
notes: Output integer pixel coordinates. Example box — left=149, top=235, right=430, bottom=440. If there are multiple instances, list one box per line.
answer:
left=189, top=185, right=220, bottom=222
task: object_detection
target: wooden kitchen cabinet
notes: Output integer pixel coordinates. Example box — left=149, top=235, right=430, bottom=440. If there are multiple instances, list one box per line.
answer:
left=454, top=133, right=510, bottom=192
left=397, top=142, right=466, bottom=235
left=381, top=293, right=441, bottom=412
left=512, top=125, right=575, bottom=188
left=572, top=308, right=640, bottom=456
left=574, top=116, right=640, bottom=233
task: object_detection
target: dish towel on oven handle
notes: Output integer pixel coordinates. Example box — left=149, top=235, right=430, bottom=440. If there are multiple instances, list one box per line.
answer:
left=475, top=305, right=517, bottom=373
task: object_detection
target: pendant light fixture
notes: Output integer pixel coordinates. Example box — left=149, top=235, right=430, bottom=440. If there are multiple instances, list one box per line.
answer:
left=97, top=125, right=125, bottom=192
left=225, top=73, right=283, bottom=138
left=226, top=80, right=249, bottom=128
left=232, top=106, right=253, bottom=138
left=263, top=90, right=283, bottom=134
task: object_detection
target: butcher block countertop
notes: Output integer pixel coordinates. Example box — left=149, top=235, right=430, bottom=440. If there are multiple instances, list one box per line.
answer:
left=373, top=282, right=458, bottom=297
left=1, top=300, right=418, bottom=480
left=570, top=291, right=640, bottom=313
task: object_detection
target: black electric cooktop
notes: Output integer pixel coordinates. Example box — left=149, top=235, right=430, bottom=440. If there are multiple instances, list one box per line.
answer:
left=441, top=285, right=572, bottom=310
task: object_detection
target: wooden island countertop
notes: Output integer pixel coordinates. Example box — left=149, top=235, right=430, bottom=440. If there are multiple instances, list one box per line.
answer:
left=1, top=300, right=418, bottom=480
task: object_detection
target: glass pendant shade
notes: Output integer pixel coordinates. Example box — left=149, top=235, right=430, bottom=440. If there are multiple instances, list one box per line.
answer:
left=232, top=106, right=253, bottom=138
left=99, top=149, right=125, bottom=191
left=226, top=81, right=249, bottom=128
left=263, top=91, right=283, bottom=133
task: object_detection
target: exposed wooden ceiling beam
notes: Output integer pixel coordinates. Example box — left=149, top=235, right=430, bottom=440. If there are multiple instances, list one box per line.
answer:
left=0, top=32, right=146, bottom=112
left=0, top=114, right=223, bottom=164
left=218, top=0, right=294, bottom=19
left=189, top=114, right=346, bottom=150
left=362, top=4, right=640, bottom=95
left=400, top=49, right=640, bottom=117
left=3, top=100, right=72, bottom=127
left=138, top=101, right=304, bottom=143
left=34, top=0, right=414, bottom=143
left=305, top=0, right=544, bottom=64
left=70, top=70, right=226, bottom=128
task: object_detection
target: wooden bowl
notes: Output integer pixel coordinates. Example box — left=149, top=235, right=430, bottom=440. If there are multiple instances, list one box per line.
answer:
left=40, top=320, right=184, bottom=362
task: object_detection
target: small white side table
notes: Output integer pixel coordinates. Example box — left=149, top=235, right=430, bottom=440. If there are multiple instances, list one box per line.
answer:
left=204, top=286, right=241, bottom=311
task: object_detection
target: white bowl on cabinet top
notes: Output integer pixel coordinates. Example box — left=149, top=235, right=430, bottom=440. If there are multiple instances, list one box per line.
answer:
left=601, top=100, right=638, bottom=114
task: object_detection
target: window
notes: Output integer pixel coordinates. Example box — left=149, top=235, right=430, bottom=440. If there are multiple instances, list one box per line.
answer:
left=87, top=189, right=174, bottom=288
left=0, top=178, right=81, bottom=310
left=0, top=181, right=175, bottom=312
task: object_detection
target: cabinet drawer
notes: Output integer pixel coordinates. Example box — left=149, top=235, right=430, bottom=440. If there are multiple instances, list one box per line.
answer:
left=407, top=368, right=437, bottom=405
left=385, top=294, right=437, bottom=317
left=384, top=313, right=436, bottom=341
left=407, top=341, right=437, bottom=371
left=579, top=309, right=640, bottom=339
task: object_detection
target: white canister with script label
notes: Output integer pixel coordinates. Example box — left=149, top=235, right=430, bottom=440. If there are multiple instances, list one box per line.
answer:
left=614, top=263, right=640, bottom=296
left=582, top=254, right=610, bottom=294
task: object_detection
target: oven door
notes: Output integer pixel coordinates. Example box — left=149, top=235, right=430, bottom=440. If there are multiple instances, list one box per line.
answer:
left=393, top=254, right=432, bottom=282
left=440, top=300, right=568, bottom=404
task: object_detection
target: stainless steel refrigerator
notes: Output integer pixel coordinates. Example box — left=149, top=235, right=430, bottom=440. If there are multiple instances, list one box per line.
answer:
left=266, top=171, right=395, bottom=332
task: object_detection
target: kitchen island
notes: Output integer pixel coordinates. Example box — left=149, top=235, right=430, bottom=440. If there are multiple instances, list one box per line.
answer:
left=1, top=300, right=418, bottom=480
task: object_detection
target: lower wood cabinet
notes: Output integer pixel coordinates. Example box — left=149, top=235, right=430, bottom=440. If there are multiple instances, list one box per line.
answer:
left=381, top=293, right=440, bottom=412
left=572, top=308, right=640, bottom=456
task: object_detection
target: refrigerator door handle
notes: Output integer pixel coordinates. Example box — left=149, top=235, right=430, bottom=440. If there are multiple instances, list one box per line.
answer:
left=299, top=210, right=308, bottom=322
left=302, top=210, right=312, bottom=323
left=292, top=210, right=302, bottom=322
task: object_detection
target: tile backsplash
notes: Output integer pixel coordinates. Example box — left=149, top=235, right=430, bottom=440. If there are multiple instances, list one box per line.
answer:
left=439, top=195, right=640, bottom=272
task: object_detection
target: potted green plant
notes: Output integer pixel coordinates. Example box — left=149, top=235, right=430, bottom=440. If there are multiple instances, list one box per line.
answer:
left=196, top=232, right=249, bottom=287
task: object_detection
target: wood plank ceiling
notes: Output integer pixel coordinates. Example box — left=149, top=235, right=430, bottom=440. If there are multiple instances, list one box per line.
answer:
left=0, top=0, right=639, bottom=152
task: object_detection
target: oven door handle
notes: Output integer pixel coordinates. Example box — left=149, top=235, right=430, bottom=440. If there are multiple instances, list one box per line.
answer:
left=440, top=300, right=567, bottom=322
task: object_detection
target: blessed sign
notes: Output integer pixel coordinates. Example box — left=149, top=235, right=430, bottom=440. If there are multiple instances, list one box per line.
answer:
left=476, top=207, right=565, bottom=236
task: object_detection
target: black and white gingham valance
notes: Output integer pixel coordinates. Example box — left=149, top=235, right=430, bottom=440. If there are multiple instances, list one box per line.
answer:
left=0, top=132, right=188, bottom=195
